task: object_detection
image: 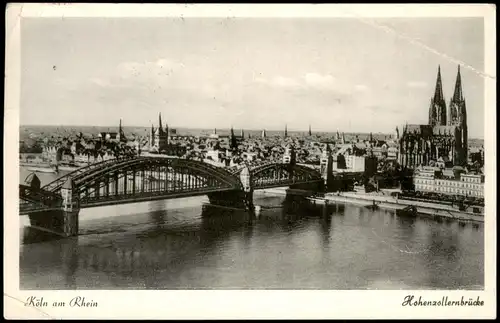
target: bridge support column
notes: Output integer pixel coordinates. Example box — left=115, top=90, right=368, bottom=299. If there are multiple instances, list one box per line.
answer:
left=62, top=209, right=80, bottom=237
left=60, top=178, right=80, bottom=237
left=207, top=190, right=249, bottom=210
left=240, top=165, right=254, bottom=212
left=27, top=208, right=79, bottom=238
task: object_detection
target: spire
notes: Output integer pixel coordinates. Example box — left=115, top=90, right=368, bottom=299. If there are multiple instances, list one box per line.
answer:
left=240, top=128, right=244, bottom=138
left=429, top=65, right=447, bottom=126
left=214, top=128, right=217, bottom=135
left=284, top=124, right=288, bottom=137
left=308, top=124, right=312, bottom=136
left=230, top=126, right=237, bottom=150
left=158, top=113, right=163, bottom=132
left=119, top=119, right=126, bottom=142
left=433, top=65, right=445, bottom=102
left=452, top=65, right=464, bottom=102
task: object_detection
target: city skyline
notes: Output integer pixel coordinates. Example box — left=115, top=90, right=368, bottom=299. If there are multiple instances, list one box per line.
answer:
left=21, top=17, right=485, bottom=138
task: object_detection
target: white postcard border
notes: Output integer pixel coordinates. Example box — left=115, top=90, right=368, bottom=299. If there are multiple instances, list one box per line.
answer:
left=4, top=3, right=496, bottom=319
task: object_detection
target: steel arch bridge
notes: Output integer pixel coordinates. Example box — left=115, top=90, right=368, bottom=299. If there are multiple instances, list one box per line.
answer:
left=229, top=162, right=323, bottom=189
left=20, top=157, right=323, bottom=214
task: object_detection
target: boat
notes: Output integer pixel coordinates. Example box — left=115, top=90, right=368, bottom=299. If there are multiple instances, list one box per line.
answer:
left=396, top=205, right=418, bottom=217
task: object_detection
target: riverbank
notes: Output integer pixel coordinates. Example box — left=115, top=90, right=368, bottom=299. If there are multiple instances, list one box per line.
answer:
left=257, top=187, right=484, bottom=223
left=256, top=187, right=288, bottom=196
left=20, top=162, right=81, bottom=172
left=309, top=191, right=484, bottom=223
left=20, top=161, right=51, bottom=168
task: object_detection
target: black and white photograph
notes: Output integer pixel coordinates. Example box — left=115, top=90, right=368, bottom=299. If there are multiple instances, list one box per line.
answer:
left=4, top=3, right=496, bottom=320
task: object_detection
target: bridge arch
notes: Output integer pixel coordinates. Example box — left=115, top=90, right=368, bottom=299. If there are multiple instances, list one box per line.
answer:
left=42, top=157, right=243, bottom=208
left=42, top=157, right=130, bottom=192
left=232, top=162, right=323, bottom=189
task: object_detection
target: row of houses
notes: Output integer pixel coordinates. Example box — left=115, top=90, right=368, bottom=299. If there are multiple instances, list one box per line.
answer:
left=413, top=166, right=484, bottom=197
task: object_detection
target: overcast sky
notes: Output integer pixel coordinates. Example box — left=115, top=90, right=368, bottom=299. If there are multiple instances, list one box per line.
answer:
left=21, top=17, right=485, bottom=138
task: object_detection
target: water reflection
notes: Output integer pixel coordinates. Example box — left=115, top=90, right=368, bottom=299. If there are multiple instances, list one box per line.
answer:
left=319, top=206, right=332, bottom=249
left=20, top=196, right=484, bottom=290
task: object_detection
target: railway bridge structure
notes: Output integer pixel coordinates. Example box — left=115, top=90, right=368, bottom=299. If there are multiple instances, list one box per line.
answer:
left=20, top=156, right=324, bottom=237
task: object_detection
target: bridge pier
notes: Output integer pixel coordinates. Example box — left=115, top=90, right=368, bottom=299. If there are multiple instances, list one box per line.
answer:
left=27, top=208, right=79, bottom=238
left=60, top=178, right=80, bottom=237
left=290, top=181, right=324, bottom=192
left=62, top=209, right=80, bottom=237
left=207, top=190, right=252, bottom=211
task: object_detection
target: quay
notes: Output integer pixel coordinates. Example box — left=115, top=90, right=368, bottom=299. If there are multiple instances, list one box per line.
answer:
left=308, top=191, right=484, bottom=223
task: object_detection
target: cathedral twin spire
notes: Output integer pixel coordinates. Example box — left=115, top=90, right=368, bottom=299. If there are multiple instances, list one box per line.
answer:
left=428, top=65, right=466, bottom=127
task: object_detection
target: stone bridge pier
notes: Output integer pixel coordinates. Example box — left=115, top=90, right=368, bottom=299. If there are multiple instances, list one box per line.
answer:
left=28, top=177, right=80, bottom=238
left=207, top=165, right=254, bottom=212
left=59, top=178, right=80, bottom=237
left=207, top=190, right=252, bottom=211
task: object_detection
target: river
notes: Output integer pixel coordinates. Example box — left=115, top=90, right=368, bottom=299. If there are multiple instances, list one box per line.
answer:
left=19, top=168, right=484, bottom=290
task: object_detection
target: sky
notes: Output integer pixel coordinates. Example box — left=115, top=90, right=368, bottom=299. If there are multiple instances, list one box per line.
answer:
left=21, top=17, right=485, bottom=138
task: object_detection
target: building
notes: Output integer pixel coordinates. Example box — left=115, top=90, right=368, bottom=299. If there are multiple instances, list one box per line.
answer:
left=399, top=65, right=468, bottom=169
left=149, top=113, right=187, bottom=156
left=333, top=155, right=366, bottom=172
left=413, top=166, right=484, bottom=197
left=149, top=113, right=169, bottom=152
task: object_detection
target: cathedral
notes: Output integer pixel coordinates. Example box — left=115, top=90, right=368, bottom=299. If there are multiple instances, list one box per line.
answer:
left=398, top=65, right=468, bottom=169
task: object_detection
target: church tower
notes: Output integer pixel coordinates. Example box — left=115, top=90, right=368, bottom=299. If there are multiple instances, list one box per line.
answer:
left=230, top=126, right=238, bottom=150
left=429, top=66, right=447, bottom=126
left=284, top=124, right=288, bottom=138
left=448, top=65, right=468, bottom=164
left=158, top=113, right=164, bottom=136
left=118, top=119, right=127, bottom=143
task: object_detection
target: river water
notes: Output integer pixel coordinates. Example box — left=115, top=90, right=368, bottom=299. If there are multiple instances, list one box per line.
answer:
left=19, top=168, right=484, bottom=290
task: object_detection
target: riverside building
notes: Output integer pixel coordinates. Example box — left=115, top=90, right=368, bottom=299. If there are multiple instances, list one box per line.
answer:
left=413, top=166, right=484, bottom=197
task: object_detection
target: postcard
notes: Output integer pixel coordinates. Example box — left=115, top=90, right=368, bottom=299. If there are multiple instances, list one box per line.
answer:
left=4, top=3, right=496, bottom=319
